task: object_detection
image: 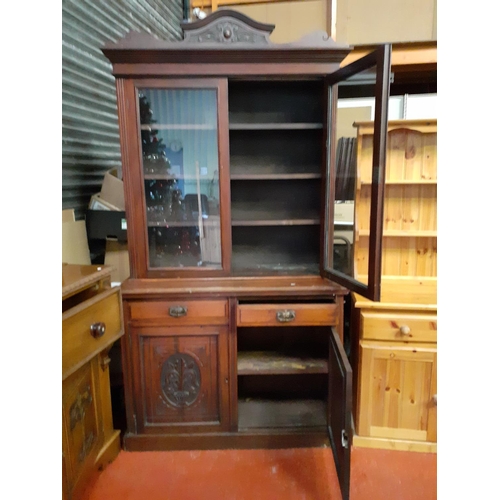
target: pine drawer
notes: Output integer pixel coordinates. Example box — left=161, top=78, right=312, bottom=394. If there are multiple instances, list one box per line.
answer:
left=237, top=303, right=338, bottom=327
left=128, top=299, right=229, bottom=325
left=62, top=287, right=123, bottom=379
left=360, top=311, right=437, bottom=343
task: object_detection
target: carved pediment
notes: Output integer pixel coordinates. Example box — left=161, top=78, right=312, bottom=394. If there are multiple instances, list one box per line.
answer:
left=181, top=10, right=274, bottom=45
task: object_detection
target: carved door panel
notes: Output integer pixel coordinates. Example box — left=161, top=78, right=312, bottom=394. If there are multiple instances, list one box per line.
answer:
left=62, top=357, right=103, bottom=492
left=131, top=326, right=230, bottom=433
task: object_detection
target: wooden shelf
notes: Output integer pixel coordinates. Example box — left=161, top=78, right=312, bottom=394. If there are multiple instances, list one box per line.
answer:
left=148, top=220, right=195, bottom=228
left=232, top=247, right=319, bottom=275
left=140, top=124, right=216, bottom=130
left=358, top=230, right=437, bottom=237
left=144, top=174, right=213, bottom=181
left=238, top=399, right=327, bottom=429
left=230, top=162, right=321, bottom=180
left=238, top=351, right=328, bottom=375
left=229, top=123, right=323, bottom=130
left=232, top=204, right=320, bottom=226
left=231, top=172, right=321, bottom=180
left=360, top=179, right=437, bottom=185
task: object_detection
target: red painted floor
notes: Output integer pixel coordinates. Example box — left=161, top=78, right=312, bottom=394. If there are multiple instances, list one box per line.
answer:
left=86, top=447, right=436, bottom=500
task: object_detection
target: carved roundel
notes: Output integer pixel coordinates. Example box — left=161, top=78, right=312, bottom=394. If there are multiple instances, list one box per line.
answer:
left=160, top=353, right=201, bottom=407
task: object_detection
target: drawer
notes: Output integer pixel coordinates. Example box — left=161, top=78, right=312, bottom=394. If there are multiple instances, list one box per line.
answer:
left=360, top=311, right=437, bottom=342
left=237, top=303, right=338, bottom=327
left=128, top=299, right=229, bottom=325
left=63, top=287, right=123, bottom=379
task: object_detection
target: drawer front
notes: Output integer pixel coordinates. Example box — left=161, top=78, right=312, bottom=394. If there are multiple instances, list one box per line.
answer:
left=63, top=288, right=123, bottom=378
left=128, top=300, right=229, bottom=325
left=237, top=303, right=338, bottom=327
left=360, top=311, right=437, bottom=342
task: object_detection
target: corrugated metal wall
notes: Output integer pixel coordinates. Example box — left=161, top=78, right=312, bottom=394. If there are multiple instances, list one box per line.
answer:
left=62, top=0, right=185, bottom=219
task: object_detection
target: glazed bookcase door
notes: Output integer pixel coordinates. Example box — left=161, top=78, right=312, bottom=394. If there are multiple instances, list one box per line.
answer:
left=119, top=78, right=231, bottom=278
left=322, top=45, right=391, bottom=302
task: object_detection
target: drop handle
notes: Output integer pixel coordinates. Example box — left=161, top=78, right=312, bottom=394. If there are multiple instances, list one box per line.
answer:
left=90, top=322, right=106, bottom=339
left=399, top=325, right=411, bottom=336
left=276, top=310, right=296, bottom=323
left=169, top=306, right=188, bottom=317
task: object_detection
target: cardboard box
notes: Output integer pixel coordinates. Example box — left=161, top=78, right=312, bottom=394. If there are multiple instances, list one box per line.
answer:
left=62, top=209, right=91, bottom=265
left=334, top=201, right=355, bottom=225
left=104, top=239, right=130, bottom=283
left=99, top=168, right=125, bottom=211
left=88, top=193, right=122, bottom=211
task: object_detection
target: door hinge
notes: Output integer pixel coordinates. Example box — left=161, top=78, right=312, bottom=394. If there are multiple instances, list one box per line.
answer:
left=341, top=429, right=349, bottom=449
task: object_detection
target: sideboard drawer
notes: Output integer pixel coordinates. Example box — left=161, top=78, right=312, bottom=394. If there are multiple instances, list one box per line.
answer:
left=63, top=287, right=123, bottom=378
left=128, top=299, right=229, bottom=325
left=360, top=311, right=437, bottom=343
left=237, top=303, right=338, bottom=327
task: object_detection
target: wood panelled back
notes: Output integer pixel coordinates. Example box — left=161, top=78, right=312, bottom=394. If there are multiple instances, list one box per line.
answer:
left=354, top=120, right=437, bottom=279
left=356, top=236, right=437, bottom=277
left=357, top=125, right=437, bottom=183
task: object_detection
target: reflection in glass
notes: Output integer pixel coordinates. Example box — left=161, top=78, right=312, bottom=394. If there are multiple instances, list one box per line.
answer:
left=139, top=88, right=222, bottom=269
left=327, top=67, right=380, bottom=284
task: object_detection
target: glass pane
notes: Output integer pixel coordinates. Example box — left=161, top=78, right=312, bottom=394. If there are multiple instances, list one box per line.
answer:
left=325, top=66, right=381, bottom=285
left=138, top=88, right=222, bottom=269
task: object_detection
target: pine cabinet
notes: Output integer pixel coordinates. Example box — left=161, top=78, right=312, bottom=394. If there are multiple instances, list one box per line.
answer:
left=62, top=264, right=124, bottom=500
left=102, top=10, right=396, bottom=499
left=351, top=119, right=438, bottom=453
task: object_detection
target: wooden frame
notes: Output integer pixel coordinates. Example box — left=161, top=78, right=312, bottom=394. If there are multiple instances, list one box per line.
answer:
left=101, top=11, right=396, bottom=499
left=117, top=78, right=232, bottom=278
left=322, top=44, right=391, bottom=302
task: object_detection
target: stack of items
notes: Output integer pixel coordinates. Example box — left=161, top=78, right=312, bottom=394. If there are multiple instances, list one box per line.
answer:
left=86, top=168, right=129, bottom=283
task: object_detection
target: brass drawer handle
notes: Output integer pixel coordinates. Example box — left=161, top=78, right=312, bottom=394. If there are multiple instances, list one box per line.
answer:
left=276, top=310, right=296, bottom=323
left=399, top=325, right=411, bottom=335
left=169, top=306, right=188, bottom=318
left=90, top=322, right=106, bottom=339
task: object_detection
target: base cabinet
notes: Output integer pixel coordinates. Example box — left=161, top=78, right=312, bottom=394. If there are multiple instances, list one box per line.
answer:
left=121, top=292, right=350, bottom=454
left=352, top=299, right=437, bottom=452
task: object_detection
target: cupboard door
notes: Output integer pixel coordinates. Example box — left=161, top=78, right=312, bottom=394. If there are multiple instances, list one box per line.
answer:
left=62, top=358, right=102, bottom=497
left=357, top=341, right=437, bottom=442
left=328, top=328, right=353, bottom=500
left=118, top=78, right=231, bottom=278
left=322, top=45, right=392, bottom=302
left=131, top=326, right=230, bottom=433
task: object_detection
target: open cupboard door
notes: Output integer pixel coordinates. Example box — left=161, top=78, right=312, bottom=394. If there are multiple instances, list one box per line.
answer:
left=328, top=328, right=353, bottom=500
left=322, top=45, right=392, bottom=302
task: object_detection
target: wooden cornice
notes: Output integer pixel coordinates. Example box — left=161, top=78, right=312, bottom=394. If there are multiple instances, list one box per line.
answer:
left=102, top=9, right=351, bottom=68
left=341, top=41, right=437, bottom=72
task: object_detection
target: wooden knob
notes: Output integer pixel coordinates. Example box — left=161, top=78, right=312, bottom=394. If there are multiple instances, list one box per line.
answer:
left=90, top=322, right=106, bottom=339
left=399, top=325, right=411, bottom=335
left=100, top=356, right=111, bottom=371
left=431, top=394, right=437, bottom=406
